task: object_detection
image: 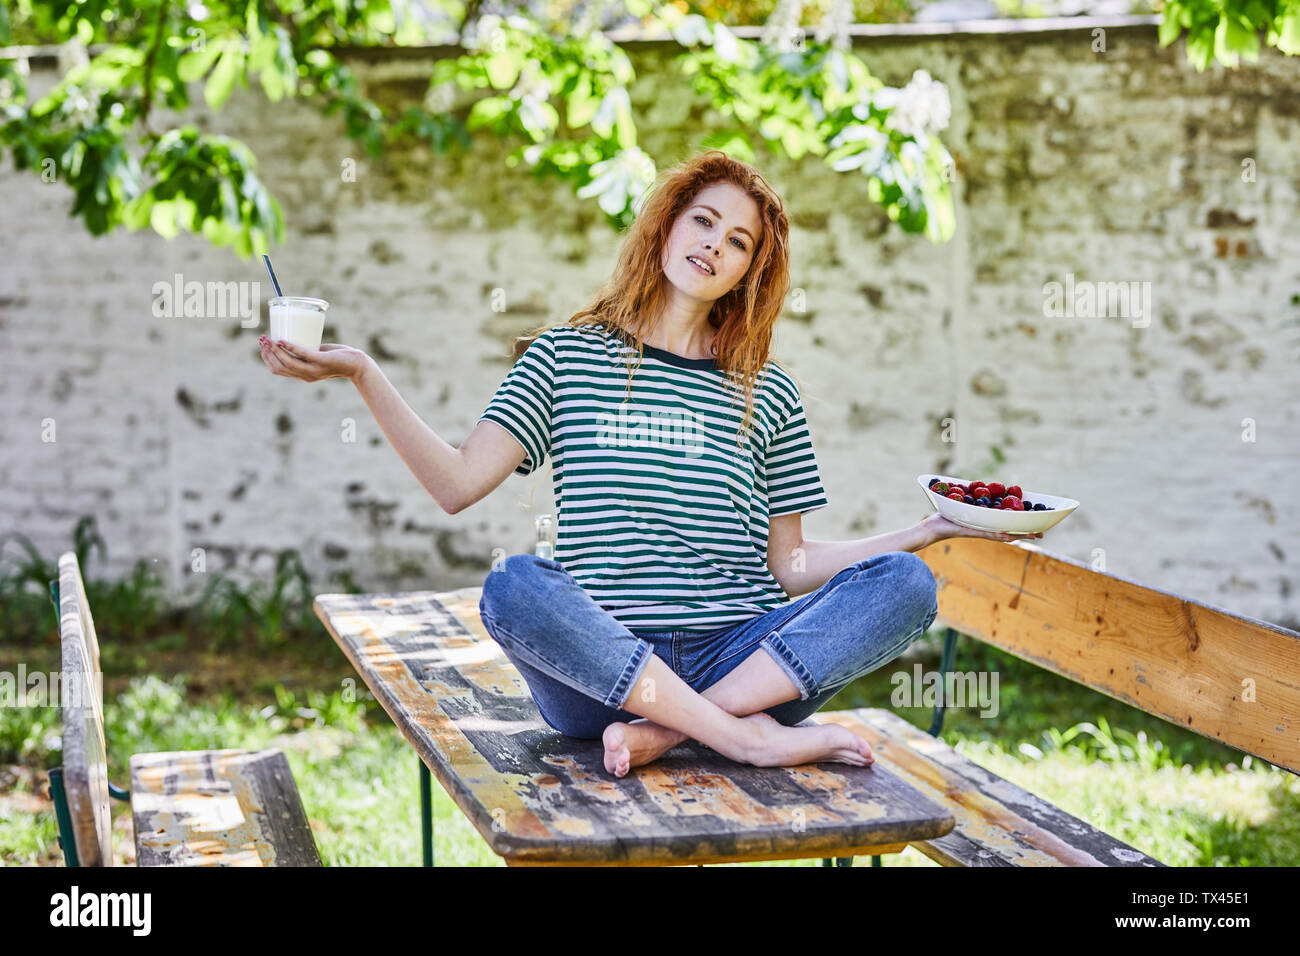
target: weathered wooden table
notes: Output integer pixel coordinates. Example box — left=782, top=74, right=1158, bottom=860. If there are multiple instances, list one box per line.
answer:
left=314, top=587, right=957, bottom=867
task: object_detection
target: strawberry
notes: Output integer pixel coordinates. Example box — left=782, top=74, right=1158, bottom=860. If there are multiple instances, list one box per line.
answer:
left=986, top=482, right=1006, bottom=498
left=946, top=492, right=964, bottom=502
left=1000, top=495, right=1022, bottom=510
left=933, top=482, right=949, bottom=494
left=1006, top=485, right=1023, bottom=499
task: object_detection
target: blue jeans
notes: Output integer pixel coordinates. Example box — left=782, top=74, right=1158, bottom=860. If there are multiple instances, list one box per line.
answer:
left=477, top=551, right=939, bottom=740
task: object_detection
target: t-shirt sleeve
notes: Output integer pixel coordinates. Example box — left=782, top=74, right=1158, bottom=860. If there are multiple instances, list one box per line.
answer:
left=765, top=380, right=830, bottom=518
left=477, top=331, right=556, bottom=477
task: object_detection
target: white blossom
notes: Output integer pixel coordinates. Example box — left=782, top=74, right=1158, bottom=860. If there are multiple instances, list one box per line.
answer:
left=761, top=0, right=806, bottom=53
left=510, top=60, right=552, bottom=104
left=578, top=147, right=657, bottom=217
left=880, top=69, right=951, bottom=138
left=814, top=0, right=855, bottom=52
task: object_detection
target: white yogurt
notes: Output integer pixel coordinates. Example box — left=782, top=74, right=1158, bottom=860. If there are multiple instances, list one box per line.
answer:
left=268, top=297, right=328, bottom=350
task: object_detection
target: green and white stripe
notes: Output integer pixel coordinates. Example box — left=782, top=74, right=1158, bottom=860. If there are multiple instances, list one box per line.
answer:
left=479, top=322, right=829, bottom=631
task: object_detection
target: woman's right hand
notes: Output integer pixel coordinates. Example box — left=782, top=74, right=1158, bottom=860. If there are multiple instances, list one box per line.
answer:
left=259, top=336, right=370, bottom=383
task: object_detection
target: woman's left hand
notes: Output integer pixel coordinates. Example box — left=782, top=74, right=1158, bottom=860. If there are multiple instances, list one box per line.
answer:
left=921, top=513, right=1043, bottom=545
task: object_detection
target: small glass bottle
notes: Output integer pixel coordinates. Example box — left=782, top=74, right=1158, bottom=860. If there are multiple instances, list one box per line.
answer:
left=534, top=514, right=555, bottom=560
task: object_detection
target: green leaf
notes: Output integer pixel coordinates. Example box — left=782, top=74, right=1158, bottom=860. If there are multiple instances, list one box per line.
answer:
left=567, top=75, right=599, bottom=128
left=218, top=179, right=240, bottom=223
left=1277, top=8, right=1300, bottom=54
left=63, top=139, right=86, bottom=178
left=615, top=97, right=635, bottom=150
left=699, top=130, right=755, bottom=162
left=86, top=48, right=143, bottom=88
left=591, top=86, right=628, bottom=138
left=518, top=98, right=557, bottom=140
left=485, top=50, right=522, bottom=90
left=245, top=171, right=275, bottom=228
left=269, top=196, right=286, bottom=244
left=122, top=193, right=155, bottom=230
left=1213, top=16, right=1253, bottom=65
left=202, top=216, right=238, bottom=246
left=1158, top=11, right=1184, bottom=46
left=173, top=195, right=198, bottom=233
left=1187, top=26, right=1216, bottom=70
left=1225, top=14, right=1261, bottom=61
left=150, top=199, right=179, bottom=239
left=780, top=124, right=804, bottom=158
left=1242, top=0, right=1271, bottom=23
left=205, top=42, right=243, bottom=111
left=260, top=56, right=286, bottom=102
left=467, top=96, right=511, bottom=130
left=248, top=30, right=276, bottom=73
left=178, top=41, right=224, bottom=83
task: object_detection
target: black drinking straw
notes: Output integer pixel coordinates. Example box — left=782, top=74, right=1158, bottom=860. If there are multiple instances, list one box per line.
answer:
left=262, top=254, right=284, bottom=297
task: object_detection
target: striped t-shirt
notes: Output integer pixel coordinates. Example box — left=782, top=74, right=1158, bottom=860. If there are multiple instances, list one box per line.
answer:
left=477, top=321, right=830, bottom=632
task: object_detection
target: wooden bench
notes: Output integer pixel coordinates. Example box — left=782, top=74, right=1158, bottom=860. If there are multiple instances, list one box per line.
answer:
left=901, top=537, right=1300, bottom=866
left=47, top=552, right=322, bottom=867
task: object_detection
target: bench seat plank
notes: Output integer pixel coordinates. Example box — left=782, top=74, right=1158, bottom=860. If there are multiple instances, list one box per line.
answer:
left=314, top=588, right=957, bottom=866
left=817, top=708, right=1166, bottom=867
left=129, top=749, right=322, bottom=867
left=56, top=553, right=112, bottom=866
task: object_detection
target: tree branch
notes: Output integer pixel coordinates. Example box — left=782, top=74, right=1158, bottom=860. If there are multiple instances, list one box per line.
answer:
left=138, top=0, right=172, bottom=134
left=459, top=0, right=483, bottom=47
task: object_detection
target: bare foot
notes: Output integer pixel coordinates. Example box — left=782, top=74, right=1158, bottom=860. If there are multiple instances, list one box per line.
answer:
left=604, top=713, right=798, bottom=777
left=602, top=713, right=870, bottom=777
left=747, top=718, right=874, bottom=769
left=602, top=720, right=684, bottom=777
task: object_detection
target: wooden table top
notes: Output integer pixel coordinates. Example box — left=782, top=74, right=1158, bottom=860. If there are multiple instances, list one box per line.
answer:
left=314, top=587, right=956, bottom=866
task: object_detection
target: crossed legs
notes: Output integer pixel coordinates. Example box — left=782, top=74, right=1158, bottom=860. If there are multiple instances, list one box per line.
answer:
left=603, top=551, right=939, bottom=776
left=602, top=643, right=830, bottom=776
left=478, top=552, right=936, bottom=778
left=600, top=648, right=870, bottom=777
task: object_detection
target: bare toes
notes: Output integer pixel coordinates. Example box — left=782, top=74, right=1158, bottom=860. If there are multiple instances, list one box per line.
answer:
left=602, top=723, right=631, bottom=776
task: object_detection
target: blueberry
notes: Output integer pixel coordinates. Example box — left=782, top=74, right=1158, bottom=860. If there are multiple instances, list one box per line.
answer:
left=928, top=477, right=940, bottom=488
left=963, top=494, right=974, bottom=504
left=1034, top=503, right=1047, bottom=510
left=977, top=497, right=990, bottom=507
left=992, top=497, right=1003, bottom=507
left=1022, top=500, right=1032, bottom=509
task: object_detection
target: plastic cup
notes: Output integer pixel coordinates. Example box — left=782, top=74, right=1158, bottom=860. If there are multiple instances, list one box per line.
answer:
left=268, top=297, right=328, bottom=350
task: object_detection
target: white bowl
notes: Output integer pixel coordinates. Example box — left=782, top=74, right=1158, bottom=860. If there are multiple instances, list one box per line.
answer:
left=917, top=474, right=1079, bottom=534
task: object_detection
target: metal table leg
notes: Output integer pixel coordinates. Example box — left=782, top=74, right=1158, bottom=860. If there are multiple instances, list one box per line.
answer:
left=420, top=757, right=433, bottom=867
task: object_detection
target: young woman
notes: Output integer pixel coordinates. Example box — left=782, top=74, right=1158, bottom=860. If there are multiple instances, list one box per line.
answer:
left=259, top=150, right=1040, bottom=779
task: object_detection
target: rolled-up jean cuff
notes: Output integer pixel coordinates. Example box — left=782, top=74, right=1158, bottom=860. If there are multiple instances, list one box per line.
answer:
left=608, top=638, right=653, bottom=709
left=760, top=632, right=817, bottom=701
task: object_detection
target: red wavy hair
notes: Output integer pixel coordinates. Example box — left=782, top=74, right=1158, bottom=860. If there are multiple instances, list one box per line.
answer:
left=509, top=149, right=795, bottom=448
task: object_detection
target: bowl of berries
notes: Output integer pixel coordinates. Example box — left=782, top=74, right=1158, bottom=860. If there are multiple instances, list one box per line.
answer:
left=917, top=474, right=1079, bottom=534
